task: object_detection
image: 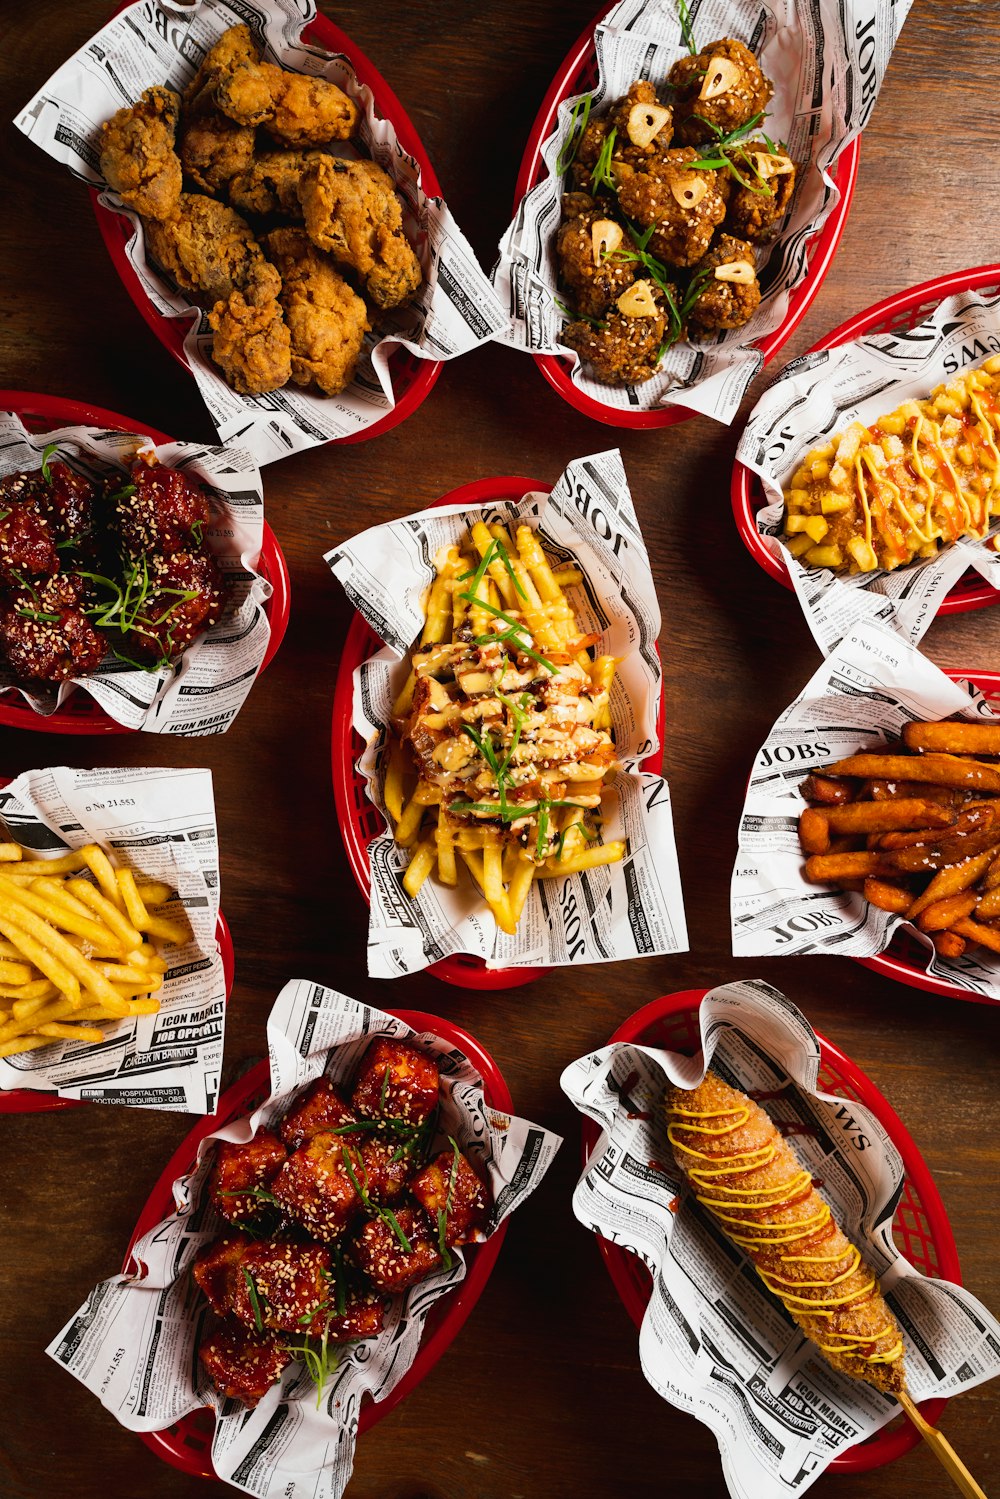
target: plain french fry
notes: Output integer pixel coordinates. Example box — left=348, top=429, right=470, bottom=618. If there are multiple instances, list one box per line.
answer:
left=0, top=1034, right=53, bottom=1058
left=11, top=990, right=59, bottom=1020
left=66, top=878, right=142, bottom=951
left=916, top=893, right=979, bottom=932
left=394, top=792, right=425, bottom=849
left=824, top=754, right=1000, bottom=794
left=142, top=913, right=189, bottom=945
left=0, top=978, right=55, bottom=1001
left=1, top=852, right=88, bottom=877
left=384, top=742, right=406, bottom=823
left=435, top=817, right=457, bottom=887
left=0, top=996, right=83, bottom=1041
left=0, top=844, right=22, bottom=862
left=35, top=1022, right=105, bottom=1042
left=953, top=917, right=1000, bottom=954
left=116, top=870, right=150, bottom=932
left=550, top=567, right=584, bottom=586
left=902, top=721, right=1000, bottom=754
left=81, top=844, right=124, bottom=906
left=863, top=879, right=912, bottom=914
left=29, top=876, right=100, bottom=921
left=506, top=859, right=536, bottom=925
left=135, top=880, right=173, bottom=906
left=402, top=840, right=436, bottom=898
left=0, top=876, right=124, bottom=952
left=542, top=841, right=626, bottom=876
left=886, top=819, right=1000, bottom=873
left=0, top=907, right=81, bottom=1004
left=0, top=957, right=35, bottom=985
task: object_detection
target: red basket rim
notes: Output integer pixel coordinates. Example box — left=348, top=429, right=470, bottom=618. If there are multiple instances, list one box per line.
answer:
left=0, top=907, right=235, bottom=1114
left=0, top=389, right=290, bottom=733
left=330, top=474, right=667, bottom=989
left=511, top=4, right=860, bottom=430
left=731, top=262, right=1000, bottom=612
left=126, top=1007, right=513, bottom=1479
left=90, top=7, right=441, bottom=450
left=578, top=987, right=960, bottom=1473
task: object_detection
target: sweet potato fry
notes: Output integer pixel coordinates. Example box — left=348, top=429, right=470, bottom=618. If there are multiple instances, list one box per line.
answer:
left=953, top=917, right=1000, bottom=955
left=867, top=779, right=965, bottom=807
left=933, top=930, right=966, bottom=959
left=800, top=774, right=854, bottom=805
left=984, top=853, right=1000, bottom=892
left=886, top=812, right=1000, bottom=873
left=975, top=887, right=1000, bottom=920
left=863, top=879, right=912, bottom=914
left=916, top=893, right=978, bottom=932
left=902, top=721, right=1000, bottom=755
left=804, top=852, right=894, bottom=882
left=905, top=848, right=999, bottom=920
left=824, top=754, right=1000, bottom=793
left=798, top=809, right=830, bottom=855
left=822, top=800, right=954, bottom=836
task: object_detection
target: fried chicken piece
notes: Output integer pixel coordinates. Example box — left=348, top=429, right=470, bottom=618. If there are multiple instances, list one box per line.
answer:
left=114, top=458, right=213, bottom=562
left=0, top=574, right=105, bottom=682
left=184, top=24, right=273, bottom=127
left=209, top=1131, right=288, bottom=1227
left=410, top=1149, right=491, bottom=1248
left=179, top=102, right=255, bottom=195
left=0, top=476, right=60, bottom=582
left=298, top=157, right=422, bottom=309
left=143, top=194, right=268, bottom=306
left=556, top=194, right=635, bottom=319
left=562, top=303, right=669, bottom=387
left=116, top=549, right=228, bottom=664
left=326, top=1279, right=387, bottom=1342
left=199, top=1322, right=291, bottom=1407
left=572, top=82, right=673, bottom=194
left=230, top=1240, right=332, bottom=1336
left=208, top=260, right=293, bottom=395
left=358, top=1136, right=413, bottom=1204
left=724, top=142, right=797, bottom=241
left=193, top=1231, right=256, bottom=1316
left=667, top=1072, right=906, bottom=1395
left=617, top=148, right=726, bottom=267
left=271, top=1135, right=363, bottom=1242
left=258, top=63, right=359, bottom=146
left=263, top=228, right=369, bottom=396
left=351, top=1206, right=442, bottom=1292
left=279, top=1076, right=358, bottom=1151
left=351, top=1038, right=440, bottom=1125
left=687, top=234, right=761, bottom=333
left=669, top=37, right=773, bottom=145
left=228, top=149, right=323, bottom=217
left=99, top=85, right=182, bottom=220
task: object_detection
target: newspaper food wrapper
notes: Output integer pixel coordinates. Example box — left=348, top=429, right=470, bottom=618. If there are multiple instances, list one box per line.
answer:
left=737, top=288, right=1000, bottom=655
left=0, top=412, right=270, bottom=734
left=0, top=764, right=223, bottom=1112
left=15, top=0, right=506, bottom=467
left=47, top=980, right=562, bottom=1499
left=730, top=622, right=1000, bottom=1000
left=561, top=978, right=1000, bottom=1499
left=326, top=450, right=688, bottom=977
left=492, top=0, right=909, bottom=426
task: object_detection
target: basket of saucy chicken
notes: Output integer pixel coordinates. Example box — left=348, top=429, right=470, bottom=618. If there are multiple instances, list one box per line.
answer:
left=495, top=0, right=896, bottom=427
left=0, top=394, right=288, bottom=733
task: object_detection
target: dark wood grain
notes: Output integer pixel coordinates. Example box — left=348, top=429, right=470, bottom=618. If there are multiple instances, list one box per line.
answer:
left=0, top=1, right=998, bottom=1495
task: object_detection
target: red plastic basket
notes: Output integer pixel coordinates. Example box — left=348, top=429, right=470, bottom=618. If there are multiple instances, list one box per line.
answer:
left=579, top=988, right=959, bottom=1473
left=0, top=391, right=290, bottom=733
left=331, top=474, right=667, bottom=989
left=0, top=908, right=235, bottom=1115
left=512, top=4, right=860, bottom=430
left=124, top=1008, right=512, bottom=1480
left=731, top=263, right=1000, bottom=612
left=91, top=8, right=440, bottom=448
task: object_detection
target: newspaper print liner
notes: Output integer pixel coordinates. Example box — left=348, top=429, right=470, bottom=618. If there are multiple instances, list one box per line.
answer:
left=492, top=0, right=909, bottom=426
left=0, top=765, right=224, bottom=1113
left=0, top=412, right=270, bottom=734
left=326, top=450, right=689, bottom=977
left=15, top=0, right=506, bottom=468
left=731, top=622, right=1000, bottom=1002
left=47, top=981, right=562, bottom=1499
left=737, top=289, right=1000, bottom=657
left=562, top=978, right=1000, bottom=1499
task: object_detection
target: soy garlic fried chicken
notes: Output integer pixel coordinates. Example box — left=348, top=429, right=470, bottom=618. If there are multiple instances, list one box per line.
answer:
left=99, top=85, right=182, bottom=220
left=228, top=149, right=322, bottom=218
left=0, top=479, right=61, bottom=583
left=230, top=1241, right=333, bottom=1337
left=0, top=574, right=105, bottom=682
left=562, top=304, right=669, bottom=386
left=556, top=194, right=636, bottom=320
left=208, top=260, right=293, bottom=395
left=199, top=1323, right=290, bottom=1405
left=209, top=1131, right=287, bottom=1227
left=298, top=157, right=423, bottom=310
left=352, top=1206, right=442, bottom=1292
left=687, top=233, right=760, bottom=332
left=617, top=148, right=726, bottom=267
left=725, top=142, right=797, bottom=241
left=668, top=37, right=773, bottom=144
left=351, top=1038, right=440, bottom=1125
left=263, top=228, right=370, bottom=396
left=178, top=102, right=255, bottom=196
left=143, top=194, right=268, bottom=306
left=410, top=1150, right=490, bottom=1247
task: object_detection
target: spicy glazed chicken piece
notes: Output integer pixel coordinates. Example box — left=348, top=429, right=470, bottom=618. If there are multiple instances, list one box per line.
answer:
left=193, top=1230, right=256, bottom=1315
left=669, top=37, right=773, bottom=145
left=119, top=550, right=227, bottom=664
left=27, top=460, right=95, bottom=545
left=178, top=102, right=255, bottom=196
left=279, top=1075, right=358, bottom=1151
left=208, top=260, right=293, bottom=395
left=230, top=1240, right=333, bottom=1336
left=208, top=1131, right=288, bottom=1227
left=617, top=148, right=726, bottom=267
left=325, top=1278, right=387, bottom=1342
left=0, top=485, right=60, bottom=583
left=143, top=194, right=269, bottom=307
left=358, top=1136, right=415, bottom=1204
left=556, top=195, right=635, bottom=320
left=562, top=295, right=669, bottom=386
left=257, top=64, right=359, bottom=147
left=298, top=157, right=422, bottom=310
left=350, top=1038, right=440, bottom=1125
left=263, top=228, right=369, bottom=396
left=199, top=1322, right=291, bottom=1408
left=687, top=234, right=761, bottom=333
left=351, top=1205, right=442, bottom=1292
left=114, top=459, right=213, bottom=562
left=184, top=24, right=273, bottom=128
left=99, top=85, right=183, bottom=220
left=228, top=149, right=323, bottom=217
left=271, top=1134, right=363, bottom=1242
left=724, top=142, right=797, bottom=241
left=410, top=1148, right=490, bottom=1247
left=0, top=574, right=105, bottom=682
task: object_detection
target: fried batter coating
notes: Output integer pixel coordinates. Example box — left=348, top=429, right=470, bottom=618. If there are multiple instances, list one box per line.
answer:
left=0, top=574, right=105, bottom=682
left=99, top=85, right=182, bottom=220
left=298, top=157, right=422, bottom=309
left=228, top=149, right=323, bottom=217
left=687, top=234, right=760, bottom=333
left=351, top=1038, right=440, bottom=1124
left=178, top=102, right=255, bottom=195
left=208, top=261, right=293, bottom=395
left=556, top=195, right=636, bottom=319
left=184, top=24, right=272, bottom=127
left=199, top=1322, right=290, bottom=1408
left=258, top=63, right=359, bottom=146
left=263, top=228, right=369, bottom=396
left=143, top=193, right=268, bottom=306
left=562, top=304, right=668, bottom=386
left=667, top=1072, right=905, bottom=1395
left=669, top=37, right=773, bottom=145
left=617, top=148, right=726, bottom=267
left=724, top=142, right=797, bottom=241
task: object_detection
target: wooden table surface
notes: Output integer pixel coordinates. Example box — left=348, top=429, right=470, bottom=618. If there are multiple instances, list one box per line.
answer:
left=1, top=1, right=998, bottom=1495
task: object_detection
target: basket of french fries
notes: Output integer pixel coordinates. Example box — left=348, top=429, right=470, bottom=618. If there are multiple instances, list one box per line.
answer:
left=327, top=452, right=688, bottom=981
left=0, top=765, right=226, bottom=1112
left=732, top=622, right=1000, bottom=1003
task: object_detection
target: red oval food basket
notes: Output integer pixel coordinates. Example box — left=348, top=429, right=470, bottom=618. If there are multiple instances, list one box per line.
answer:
left=331, top=474, right=668, bottom=990
left=580, top=988, right=959, bottom=1473
left=731, top=263, right=1000, bottom=612
left=513, top=4, right=860, bottom=430
left=124, top=1008, right=512, bottom=1480
left=0, top=907, right=235, bottom=1115
left=93, top=8, right=440, bottom=447
left=0, top=391, right=290, bottom=734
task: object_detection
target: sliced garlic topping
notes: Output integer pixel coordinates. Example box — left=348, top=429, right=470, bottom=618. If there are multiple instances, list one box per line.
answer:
left=670, top=174, right=708, bottom=208
left=591, top=218, right=623, bottom=266
left=617, top=280, right=658, bottom=317
left=714, top=260, right=756, bottom=284
left=751, top=150, right=794, bottom=180
left=626, top=101, right=671, bottom=148
left=699, top=55, right=743, bottom=100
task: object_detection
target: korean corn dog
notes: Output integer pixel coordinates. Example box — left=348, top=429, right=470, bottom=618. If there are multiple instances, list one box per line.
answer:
left=666, top=1071, right=905, bottom=1393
